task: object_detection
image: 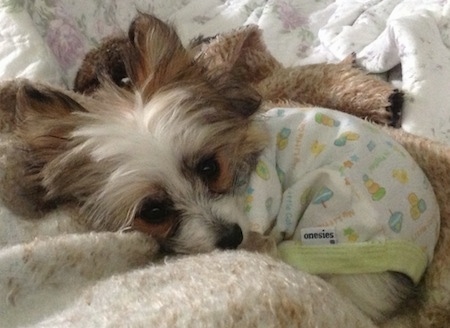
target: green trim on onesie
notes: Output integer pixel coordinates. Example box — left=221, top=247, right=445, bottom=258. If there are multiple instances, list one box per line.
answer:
left=277, top=239, right=428, bottom=284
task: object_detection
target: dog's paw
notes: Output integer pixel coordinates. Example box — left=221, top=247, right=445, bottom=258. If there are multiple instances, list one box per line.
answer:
left=341, top=52, right=358, bottom=67
left=239, top=231, right=279, bottom=258
left=365, top=88, right=404, bottom=127
left=387, top=89, right=403, bottom=127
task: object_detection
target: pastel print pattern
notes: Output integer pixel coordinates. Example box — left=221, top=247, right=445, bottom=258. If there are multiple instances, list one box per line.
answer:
left=255, top=160, right=270, bottom=181
left=389, top=210, right=404, bottom=233
left=393, top=169, right=409, bottom=184
left=408, top=193, right=427, bottom=220
left=314, top=113, right=340, bottom=127
left=310, top=140, right=326, bottom=157
left=312, top=187, right=334, bottom=208
left=277, top=127, right=291, bottom=150
left=363, top=175, right=386, bottom=201
left=334, top=131, right=360, bottom=147
left=343, top=227, right=359, bottom=242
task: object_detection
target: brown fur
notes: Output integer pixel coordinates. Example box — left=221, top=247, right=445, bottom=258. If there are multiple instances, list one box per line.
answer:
left=75, top=24, right=402, bottom=127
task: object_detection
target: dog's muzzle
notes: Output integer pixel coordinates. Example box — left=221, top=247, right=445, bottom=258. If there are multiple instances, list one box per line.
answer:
left=216, top=223, right=243, bottom=250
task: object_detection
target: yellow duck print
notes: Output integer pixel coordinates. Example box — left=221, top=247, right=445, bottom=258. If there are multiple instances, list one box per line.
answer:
left=311, top=140, right=326, bottom=156
left=244, top=194, right=254, bottom=213
left=315, top=112, right=340, bottom=127
left=334, top=131, right=360, bottom=146
left=344, top=227, right=359, bottom=242
left=392, top=169, right=409, bottom=184
left=255, top=160, right=270, bottom=180
left=276, top=127, right=291, bottom=150
left=244, top=187, right=255, bottom=213
left=408, top=193, right=427, bottom=220
left=363, top=174, right=386, bottom=201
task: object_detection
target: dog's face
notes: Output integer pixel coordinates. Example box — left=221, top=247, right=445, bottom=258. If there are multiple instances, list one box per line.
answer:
left=5, top=14, right=267, bottom=254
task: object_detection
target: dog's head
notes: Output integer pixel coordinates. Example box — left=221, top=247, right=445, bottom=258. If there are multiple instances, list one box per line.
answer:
left=6, top=14, right=267, bottom=254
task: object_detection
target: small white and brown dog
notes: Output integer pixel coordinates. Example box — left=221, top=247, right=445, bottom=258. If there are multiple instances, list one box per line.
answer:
left=0, top=14, right=266, bottom=254
left=0, top=14, right=439, bottom=323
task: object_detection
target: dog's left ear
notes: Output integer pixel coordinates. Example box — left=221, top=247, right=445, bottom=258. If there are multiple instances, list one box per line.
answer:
left=125, top=13, right=192, bottom=99
left=126, top=13, right=262, bottom=117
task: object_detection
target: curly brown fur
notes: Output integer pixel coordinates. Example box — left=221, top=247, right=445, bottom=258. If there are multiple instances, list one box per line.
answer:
left=256, top=57, right=403, bottom=127
left=74, top=24, right=402, bottom=127
left=194, top=27, right=403, bottom=127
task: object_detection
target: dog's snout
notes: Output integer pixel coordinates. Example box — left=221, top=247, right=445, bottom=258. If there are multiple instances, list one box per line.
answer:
left=216, top=223, right=243, bottom=250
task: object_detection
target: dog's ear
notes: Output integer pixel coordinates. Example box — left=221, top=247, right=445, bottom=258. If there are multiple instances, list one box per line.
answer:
left=17, top=81, right=86, bottom=119
left=125, top=13, right=261, bottom=117
left=1, top=81, right=88, bottom=217
left=125, top=13, right=192, bottom=99
left=15, top=81, right=88, bottom=165
left=16, top=82, right=86, bottom=162
left=193, top=26, right=269, bottom=117
left=195, top=25, right=281, bottom=85
left=213, top=77, right=262, bottom=117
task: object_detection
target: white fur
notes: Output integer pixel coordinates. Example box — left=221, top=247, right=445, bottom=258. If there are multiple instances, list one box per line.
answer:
left=66, top=87, right=250, bottom=253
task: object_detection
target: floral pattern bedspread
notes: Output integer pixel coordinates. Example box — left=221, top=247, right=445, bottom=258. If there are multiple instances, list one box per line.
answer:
left=1, top=0, right=450, bottom=143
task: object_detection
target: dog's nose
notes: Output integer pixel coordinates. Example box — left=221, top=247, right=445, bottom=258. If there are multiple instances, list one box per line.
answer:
left=216, top=223, right=243, bottom=250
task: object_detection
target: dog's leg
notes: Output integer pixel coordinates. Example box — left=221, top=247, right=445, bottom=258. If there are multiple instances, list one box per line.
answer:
left=256, top=54, right=403, bottom=127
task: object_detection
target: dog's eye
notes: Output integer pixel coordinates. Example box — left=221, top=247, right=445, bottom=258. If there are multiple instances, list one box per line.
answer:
left=137, top=199, right=172, bottom=224
left=197, top=156, right=220, bottom=182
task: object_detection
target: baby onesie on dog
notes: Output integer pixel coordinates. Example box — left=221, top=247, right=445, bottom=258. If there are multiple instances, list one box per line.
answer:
left=245, top=107, right=440, bottom=284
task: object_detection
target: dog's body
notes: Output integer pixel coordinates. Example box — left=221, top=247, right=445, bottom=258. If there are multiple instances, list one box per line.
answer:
left=0, top=13, right=438, bottom=323
left=244, top=107, right=439, bottom=321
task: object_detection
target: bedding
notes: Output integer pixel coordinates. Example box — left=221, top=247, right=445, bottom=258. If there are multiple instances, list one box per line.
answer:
left=1, top=1, right=450, bottom=327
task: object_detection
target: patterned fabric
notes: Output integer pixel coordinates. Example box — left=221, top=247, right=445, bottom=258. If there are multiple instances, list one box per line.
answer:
left=245, top=107, right=440, bottom=283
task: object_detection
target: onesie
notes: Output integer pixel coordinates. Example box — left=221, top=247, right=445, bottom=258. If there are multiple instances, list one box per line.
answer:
left=245, top=107, right=440, bottom=284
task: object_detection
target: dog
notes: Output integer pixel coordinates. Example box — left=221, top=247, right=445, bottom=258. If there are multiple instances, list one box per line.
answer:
left=0, top=13, right=439, bottom=323
left=0, top=14, right=266, bottom=254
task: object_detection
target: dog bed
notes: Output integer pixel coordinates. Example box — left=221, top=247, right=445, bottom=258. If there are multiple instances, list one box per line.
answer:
left=1, top=1, right=449, bottom=327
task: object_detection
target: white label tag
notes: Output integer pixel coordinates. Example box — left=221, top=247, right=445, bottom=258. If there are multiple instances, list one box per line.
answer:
left=301, top=227, right=337, bottom=246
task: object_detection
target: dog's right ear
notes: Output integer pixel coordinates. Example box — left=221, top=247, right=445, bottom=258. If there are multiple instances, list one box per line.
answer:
left=125, top=13, right=192, bottom=100
left=194, top=25, right=281, bottom=85
left=15, top=81, right=87, bottom=176
left=0, top=81, right=88, bottom=217
left=16, top=81, right=86, bottom=131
